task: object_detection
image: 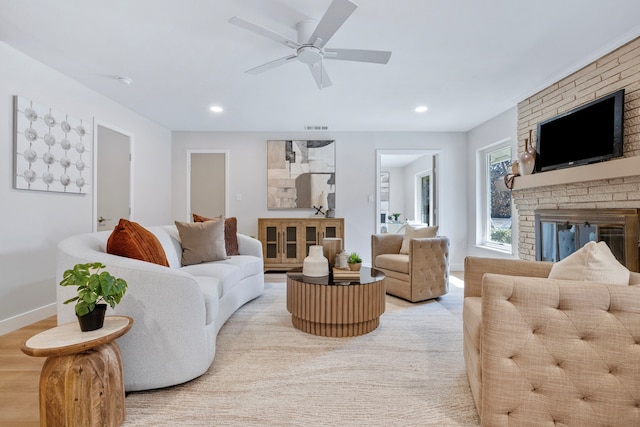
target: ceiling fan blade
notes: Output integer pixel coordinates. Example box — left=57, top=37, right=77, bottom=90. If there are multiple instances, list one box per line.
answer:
left=308, top=62, right=333, bottom=89
left=308, top=0, right=357, bottom=48
left=246, top=54, right=297, bottom=75
left=324, top=48, right=392, bottom=64
left=229, top=16, right=300, bottom=49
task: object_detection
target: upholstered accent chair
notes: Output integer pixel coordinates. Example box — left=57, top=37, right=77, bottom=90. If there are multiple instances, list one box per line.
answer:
left=463, top=256, right=640, bottom=425
left=371, top=233, right=449, bottom=302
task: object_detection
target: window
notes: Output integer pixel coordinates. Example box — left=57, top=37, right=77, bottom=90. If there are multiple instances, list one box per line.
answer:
left=482, top=144, right=512, bottom=250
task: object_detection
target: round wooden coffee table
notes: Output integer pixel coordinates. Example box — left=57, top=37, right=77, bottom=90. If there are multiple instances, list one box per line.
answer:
left=286, top=267, right=386, bottom=337
left=21, top=316, right=133, bottom=427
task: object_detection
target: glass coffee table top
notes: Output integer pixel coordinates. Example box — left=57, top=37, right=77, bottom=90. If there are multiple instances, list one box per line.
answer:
left=286, top=266, right=385, bottom=286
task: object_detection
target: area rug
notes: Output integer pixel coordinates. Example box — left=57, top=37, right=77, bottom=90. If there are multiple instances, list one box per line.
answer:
left=124, top=281, right=480, bottom=426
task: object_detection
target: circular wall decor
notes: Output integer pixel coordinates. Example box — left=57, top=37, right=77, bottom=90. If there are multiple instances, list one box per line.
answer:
left=14, top=96, right=91, bottom=194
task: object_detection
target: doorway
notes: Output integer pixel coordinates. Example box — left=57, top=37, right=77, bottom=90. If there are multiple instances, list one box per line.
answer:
left=376, top=150, right=439, bottom=233
left=95, top=124, right=131, bottom=232
left=187, top=151, right=229, bottom=220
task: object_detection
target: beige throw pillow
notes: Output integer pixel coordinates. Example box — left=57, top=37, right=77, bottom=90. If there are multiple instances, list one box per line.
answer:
left=399, top=224, right=439, bottom=255
left=548, top=241, right=629, bottom=286
left=192, top=214, right=240, bottom=256
left=175, top=219, right=227, bottom=266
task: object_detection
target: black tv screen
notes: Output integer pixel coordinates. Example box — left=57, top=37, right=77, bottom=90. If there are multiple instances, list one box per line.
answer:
left=535, top=89, right=624, bottom=172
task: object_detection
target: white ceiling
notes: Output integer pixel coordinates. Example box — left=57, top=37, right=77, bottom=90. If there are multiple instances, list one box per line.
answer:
left=1, top=0, right=639, bottom=132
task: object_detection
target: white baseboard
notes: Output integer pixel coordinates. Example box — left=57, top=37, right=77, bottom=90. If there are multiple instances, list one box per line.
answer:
left=0, top=303, right=56, bottom=336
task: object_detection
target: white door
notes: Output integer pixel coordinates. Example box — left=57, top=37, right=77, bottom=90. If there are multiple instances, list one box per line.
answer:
left=96, top=125, right=131, bottom=231
left=189, top=152, right=226, bottom=219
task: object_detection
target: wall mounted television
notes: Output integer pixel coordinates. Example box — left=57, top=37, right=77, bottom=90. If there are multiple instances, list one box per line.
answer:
left=535, top=88, right=625, bottom=172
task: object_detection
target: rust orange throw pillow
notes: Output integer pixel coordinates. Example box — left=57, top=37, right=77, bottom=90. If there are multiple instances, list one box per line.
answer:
left=106, top=219, right=169, bottom=267
left=192, top=214, right=240, bottom=256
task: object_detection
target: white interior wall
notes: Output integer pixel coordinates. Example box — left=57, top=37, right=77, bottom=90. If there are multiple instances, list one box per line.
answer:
left=403, top=155, right=433, bottom=222
left=385, top=167, right=404, bottom=221
left=172, top=131, right=468, bottom=270
left=466, top=106, right=518, bottom=259
left=0, top=41, right=522, bottom=334
left=0, top=42, right=172, bottom=334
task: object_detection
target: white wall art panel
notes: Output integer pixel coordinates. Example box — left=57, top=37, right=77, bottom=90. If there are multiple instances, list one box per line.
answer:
left=13, top=96, right=91, bottom=194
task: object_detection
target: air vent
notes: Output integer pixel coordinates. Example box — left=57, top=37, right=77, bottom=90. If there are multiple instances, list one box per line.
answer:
left=304, top=125, right=329, bottom=131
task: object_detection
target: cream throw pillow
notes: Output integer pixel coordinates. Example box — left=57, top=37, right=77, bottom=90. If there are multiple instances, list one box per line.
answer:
left=548, top=241, right=629, bottom=286
left=175, top=218, right=227, bottom=266
left=399, top=224, right=439, bottom=254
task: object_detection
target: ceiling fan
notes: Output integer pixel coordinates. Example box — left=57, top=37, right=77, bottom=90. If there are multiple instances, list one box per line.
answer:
left=229, top=0, right=392, bottom=89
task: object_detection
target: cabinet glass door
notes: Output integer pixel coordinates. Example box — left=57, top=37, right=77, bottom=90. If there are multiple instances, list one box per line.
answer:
left=324, top=226, right=337, bottom=238
left=284, top=226, right=298, bottom=261
left=305, top=226, right=318, bottom=256
left=265, top=226, right=279, bottom=260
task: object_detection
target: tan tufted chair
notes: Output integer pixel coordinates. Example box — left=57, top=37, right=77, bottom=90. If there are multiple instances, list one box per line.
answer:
left=463, top=256, right=640, bottom=426
left=371, top=234, right=449, bottom=302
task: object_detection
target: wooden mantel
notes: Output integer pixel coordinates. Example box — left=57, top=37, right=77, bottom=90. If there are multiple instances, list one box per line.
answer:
left=512, top=156, right=640, bottom=191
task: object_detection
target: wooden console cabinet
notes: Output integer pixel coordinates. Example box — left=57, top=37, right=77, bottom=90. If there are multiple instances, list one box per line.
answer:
left=258, top=218, right=344, bottom=271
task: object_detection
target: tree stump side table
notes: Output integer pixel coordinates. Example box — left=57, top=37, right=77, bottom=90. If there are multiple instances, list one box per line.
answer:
left=21, top=316, right=133, bottom=427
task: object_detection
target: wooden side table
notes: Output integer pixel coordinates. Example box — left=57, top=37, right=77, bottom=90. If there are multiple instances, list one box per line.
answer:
left=21, top=316, right=133, bottom=427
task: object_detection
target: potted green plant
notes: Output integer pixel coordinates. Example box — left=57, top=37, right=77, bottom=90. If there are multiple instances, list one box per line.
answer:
left=347, top=251, right=362, bottom=271
left=60, top=262, right=128, bottom=332
left=392, top=213, right=401, bottom=222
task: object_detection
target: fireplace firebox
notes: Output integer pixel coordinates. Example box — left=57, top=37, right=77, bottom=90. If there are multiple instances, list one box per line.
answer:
left=535, top=209, right=640, bottom=272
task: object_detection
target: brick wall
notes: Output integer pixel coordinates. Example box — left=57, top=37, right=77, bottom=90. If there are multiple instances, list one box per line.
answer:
left=513, top=37, right=640, bottom=259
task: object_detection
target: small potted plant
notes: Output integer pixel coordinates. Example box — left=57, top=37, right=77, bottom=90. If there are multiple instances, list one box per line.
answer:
left=60, top=262, right=128, bottom=332
left=392, top=213, right=401, bottom=222
left=347, top=251, right=362, bottom=271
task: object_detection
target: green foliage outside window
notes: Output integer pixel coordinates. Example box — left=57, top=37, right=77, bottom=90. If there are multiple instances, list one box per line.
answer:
left=488, top=146, right=512, bottom=246
left=490, top=227, right=512, bottom=244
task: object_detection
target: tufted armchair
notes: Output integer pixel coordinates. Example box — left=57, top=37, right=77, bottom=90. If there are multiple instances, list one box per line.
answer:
left=371, top=233, right=449, bottom=302
left=463, top=256, right=640, bottom=426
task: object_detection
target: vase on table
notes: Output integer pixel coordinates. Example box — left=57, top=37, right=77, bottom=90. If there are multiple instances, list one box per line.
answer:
left=303, top=245, right=329, bottom=277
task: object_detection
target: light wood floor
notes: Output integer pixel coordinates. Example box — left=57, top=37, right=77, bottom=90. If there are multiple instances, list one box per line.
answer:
left=0, top=271, right=464, bottom=426
left=0, top=316, right=56, bottom=427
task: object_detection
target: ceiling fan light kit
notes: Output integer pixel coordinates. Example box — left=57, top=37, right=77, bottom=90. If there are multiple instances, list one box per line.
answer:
left=229, top=0, right=391, bottom=89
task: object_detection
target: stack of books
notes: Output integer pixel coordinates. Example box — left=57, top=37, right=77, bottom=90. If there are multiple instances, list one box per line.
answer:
left=332, top=268, right=360, bottom=280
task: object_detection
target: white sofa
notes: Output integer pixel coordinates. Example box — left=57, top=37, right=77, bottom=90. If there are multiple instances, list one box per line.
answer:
left=56, top=225, right=264, bottom=392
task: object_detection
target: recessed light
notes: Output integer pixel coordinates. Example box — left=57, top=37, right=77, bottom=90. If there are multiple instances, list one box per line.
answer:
left=415, top=105, right=428, bottom=113
left=210, top=106, right=224, bottom=113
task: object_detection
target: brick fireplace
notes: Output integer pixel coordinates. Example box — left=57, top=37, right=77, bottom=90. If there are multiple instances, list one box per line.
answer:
left=512, top=37, right=640, bottom=261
